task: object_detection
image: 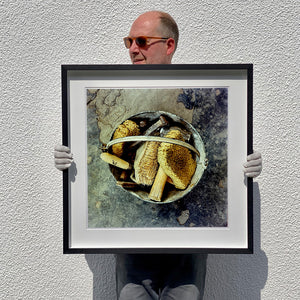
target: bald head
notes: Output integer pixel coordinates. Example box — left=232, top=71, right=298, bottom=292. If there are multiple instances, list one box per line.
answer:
left=127, top=11, right=179, bottom=64
left=133, top=11, right=179, bottom=51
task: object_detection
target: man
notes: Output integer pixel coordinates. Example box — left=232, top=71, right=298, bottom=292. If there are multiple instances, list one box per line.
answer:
left=55, top=11, right=262, bottom=299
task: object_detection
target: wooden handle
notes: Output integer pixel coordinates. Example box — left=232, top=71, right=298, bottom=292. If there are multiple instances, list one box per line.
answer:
left=100, top=153, right=132, bottom=170
left=148, top=166, right=168, bottom=202
left=116, top=181, right=139, bottom=188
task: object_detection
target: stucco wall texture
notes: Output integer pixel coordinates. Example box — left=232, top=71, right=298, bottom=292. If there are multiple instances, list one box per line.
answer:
left=1, top=1, right=299, bottom=299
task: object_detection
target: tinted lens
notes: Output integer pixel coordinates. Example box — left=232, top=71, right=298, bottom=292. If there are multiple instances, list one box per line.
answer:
left=135, top=37, right=147, bottom=47
left=124, top=37, right=133, bottom=48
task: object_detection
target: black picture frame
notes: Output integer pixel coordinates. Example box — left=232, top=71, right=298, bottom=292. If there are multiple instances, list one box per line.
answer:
left=62, top=64, right=253, bottom=254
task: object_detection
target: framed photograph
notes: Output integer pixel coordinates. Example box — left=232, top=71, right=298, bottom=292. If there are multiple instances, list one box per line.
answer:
left=62, top=64, right=253, bottom=254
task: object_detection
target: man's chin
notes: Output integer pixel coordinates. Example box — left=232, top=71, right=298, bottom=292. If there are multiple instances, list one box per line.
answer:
left=132, top=60, right=146, bottom=64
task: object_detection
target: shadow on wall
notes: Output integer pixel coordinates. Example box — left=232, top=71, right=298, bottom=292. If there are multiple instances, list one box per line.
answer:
left=203, top=183, right=268, bottom=299
left=85, top=254, right=116, bottom=299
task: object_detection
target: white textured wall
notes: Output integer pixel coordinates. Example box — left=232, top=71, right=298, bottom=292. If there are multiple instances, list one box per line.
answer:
left=1, top=1, right=299, bottom=299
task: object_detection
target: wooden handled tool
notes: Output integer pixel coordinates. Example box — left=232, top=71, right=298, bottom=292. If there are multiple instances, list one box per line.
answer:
left=116, top=181, right=139, bottom=188
left=100, top=153, right=132, bottom=170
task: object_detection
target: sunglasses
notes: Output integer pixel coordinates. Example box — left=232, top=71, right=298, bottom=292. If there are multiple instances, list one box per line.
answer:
left=123, top=36, right=169, bottom=49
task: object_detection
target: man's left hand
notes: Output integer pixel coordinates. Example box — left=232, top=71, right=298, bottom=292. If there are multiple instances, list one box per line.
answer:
left=243, top=151, right=262, bottom=178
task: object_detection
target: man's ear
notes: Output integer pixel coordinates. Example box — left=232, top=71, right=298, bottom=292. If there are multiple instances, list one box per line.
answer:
left=166, top=38, right=176, bottom=56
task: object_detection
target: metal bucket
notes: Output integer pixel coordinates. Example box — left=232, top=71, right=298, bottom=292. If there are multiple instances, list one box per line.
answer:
left=106, top=111, right=207, bottom=204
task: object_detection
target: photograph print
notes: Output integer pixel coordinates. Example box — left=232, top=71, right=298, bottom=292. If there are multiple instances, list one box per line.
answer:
left=86, top=87, right=228, bottom=229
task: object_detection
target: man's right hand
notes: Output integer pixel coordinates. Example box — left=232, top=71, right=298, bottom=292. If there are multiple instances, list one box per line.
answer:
left=54, top=145, right=73, bottom=171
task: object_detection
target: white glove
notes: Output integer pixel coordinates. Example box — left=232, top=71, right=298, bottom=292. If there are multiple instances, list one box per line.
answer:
left=54, top=145, right=73, bottom=171
left=243, top=151, right=262, bottom=178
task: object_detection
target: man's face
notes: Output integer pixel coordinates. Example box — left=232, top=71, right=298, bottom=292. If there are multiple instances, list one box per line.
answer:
left=128, top=15, right=173, bottom=64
